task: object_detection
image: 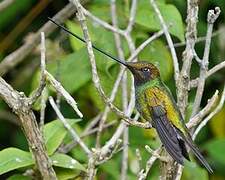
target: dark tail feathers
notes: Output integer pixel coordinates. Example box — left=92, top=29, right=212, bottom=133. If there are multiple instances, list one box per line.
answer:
left=183, top=135, right=213, bottom=173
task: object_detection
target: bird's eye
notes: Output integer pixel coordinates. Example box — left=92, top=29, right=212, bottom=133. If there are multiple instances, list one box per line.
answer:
left=143, top=67, right=150, bottom=72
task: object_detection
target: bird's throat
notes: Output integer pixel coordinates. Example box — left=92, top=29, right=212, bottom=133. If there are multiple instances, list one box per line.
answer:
left=134, top=77, right=161, bottom=89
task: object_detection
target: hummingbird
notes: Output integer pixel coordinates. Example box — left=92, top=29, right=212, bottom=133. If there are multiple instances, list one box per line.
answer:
left=48, top=18, right=213, bottom=173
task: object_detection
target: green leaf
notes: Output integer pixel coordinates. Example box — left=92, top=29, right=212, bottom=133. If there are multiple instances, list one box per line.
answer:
left=7, top=174, right=32, bottom=180
left=66, top=21, right=97, bottom=51
left=51, top=153, right=86, bottom=172
left=100, top=159, right=120, bottom=179
left=204, top=138, right=225, bottom=165
left=55, top=168, right=80, bottom=180
left=66, top=21, right=84, bottom=51
left=44, top=119, right=81, bottom=155
left=210, top=106, right=225, bottom=138
left=135, top=1, right=184, bottom=42
left=138, top=40, right=173, bottom=81
left=0, top=148, right=33, bottom=175
left=182, top=161, right=208, bottom=180
left=48, top=49, right=92, bottom=93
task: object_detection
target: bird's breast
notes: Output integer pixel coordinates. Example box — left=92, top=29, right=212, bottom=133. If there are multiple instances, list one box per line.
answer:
left=135, top=87, right=152, bottom=121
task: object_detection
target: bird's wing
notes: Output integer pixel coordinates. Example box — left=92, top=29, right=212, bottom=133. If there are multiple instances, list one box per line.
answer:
left=144, top=89, right=184, bottom=164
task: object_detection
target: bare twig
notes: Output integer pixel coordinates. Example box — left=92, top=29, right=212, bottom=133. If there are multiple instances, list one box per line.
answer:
left=145, top=145, right=168, bottom=162
left=187, top=90, right=219, bottom=129
left=207, top=61, right=225, bottom=78
left=39, top=32, right=47, bottom=134
left=0, top=0, right=14, bottom=12
left=138, top=147, right=162, bottom=180
left=177, top=0, right=198, bottom=116
left=149, top=0, right=179, bottom=83
left=193, top=82, right=225, bottom=139
left=96, top=139, right=123, bottom=165
left=191, top=7, right=221, bottom=116
left=110, top=1, right=131, bottom=179
left=45, top=71, right=83, bottom=118
left=190, top=61, right=225, bottom=88
left=126, top=0, right=137, bottom=33
left=58, top=120, right=116, bottom=154
left=28, top=32, right=46, bottom=104
left=49, top=96, right=90, bottom=155
left=82, top=7, right=124, bottom=35
left=128, top=30, right=164, bottom=61
left=40, top=88, right=47, bottom=135
left=172, top=28, right=224, bottom=48
left=136, top=149, right=142, bottom=173
left=174, top=165, right=183, bottom=180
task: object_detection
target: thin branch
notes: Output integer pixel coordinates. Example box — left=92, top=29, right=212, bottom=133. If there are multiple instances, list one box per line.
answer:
left=193, top=82, right=225, bottom=140
left=110, top=1, right=129, bottom=179
left=149, top=0, right=179, bottom=83
left=40, top=88, right=47, bottom=135
left=174, top=165, right=183, bottom=180
left=96, top=138, right=123, bottom=165
left=28, top=32, right=46, bottom=104
left=81, top=6, right=124, bottom=36
left=145, top=145, right=168, bottom=162
left=0, top=0, right=14, bottom=12
left=207, top=61, right=225, bottom=78
left=191, top=7, right=221, bottom=116
left=172, top=28, right=224, bottom=48
left=100, top=123, right=127, bottom=158
left=177, top=0, right=198, bottom=116
left=59, top=117, right=115, bottom=154
left=128, top=30, right=164, bottom=62
left=187, top=90, right=219, bottom=129
left=138, top=148, right=162, bottom=180
left=136, top=149, right=142, bottom=173
left=49, top=96, right=91, bottom=155
left=190, top=61, right=225, bottom=88
left=45, top=71, right=83, bottom=118
left=126, top=0, right=137, bottom=33
left=39, top=32, right=47, bottom=134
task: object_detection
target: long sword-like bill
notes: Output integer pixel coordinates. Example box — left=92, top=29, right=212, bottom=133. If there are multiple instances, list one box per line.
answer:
left=48, top=17, right=127, bottom=66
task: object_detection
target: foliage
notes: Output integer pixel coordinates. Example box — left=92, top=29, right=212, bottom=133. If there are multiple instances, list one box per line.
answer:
left=0, top=0, right=224, bottom=179
left=0, top=120, right=86, bottom=177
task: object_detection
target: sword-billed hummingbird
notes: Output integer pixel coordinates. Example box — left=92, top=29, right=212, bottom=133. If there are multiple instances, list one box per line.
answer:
left=48, top=18, right=213, bottom=173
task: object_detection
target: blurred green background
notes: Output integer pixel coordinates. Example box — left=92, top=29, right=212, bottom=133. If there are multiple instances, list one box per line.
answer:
left=0, top=0, right=225, bottom=179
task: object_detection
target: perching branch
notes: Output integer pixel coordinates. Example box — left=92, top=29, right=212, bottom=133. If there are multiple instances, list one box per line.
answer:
left=0, top=0, right=14, bottom=12
left=0, top=33, right=56, bottom=179
left=193, top=82, right=225, bottom=140
left=177, top=0, right=199, bottom=116
left=149, top=0, right=179, bottom=84
left=191, top=7, right=221, bottom=116
left=49, top=96, right=91, bottom=155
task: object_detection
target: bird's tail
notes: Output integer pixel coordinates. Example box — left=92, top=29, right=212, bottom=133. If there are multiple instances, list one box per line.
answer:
left=182, top=134, right=213, bottom=173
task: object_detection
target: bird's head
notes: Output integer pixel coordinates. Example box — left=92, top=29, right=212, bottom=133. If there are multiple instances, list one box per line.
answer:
left=124, top=61, right=160, bottom=86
